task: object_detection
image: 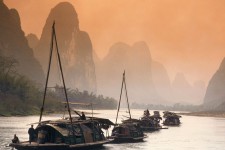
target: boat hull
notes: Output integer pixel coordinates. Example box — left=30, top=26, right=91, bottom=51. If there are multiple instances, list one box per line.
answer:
left=163, top=123, right=181, bottom=126
left=141, top=127, right=160, bottom=131
left=110, top=136, right=145, bottom=143
left=10, top=140, right=109, bottom=150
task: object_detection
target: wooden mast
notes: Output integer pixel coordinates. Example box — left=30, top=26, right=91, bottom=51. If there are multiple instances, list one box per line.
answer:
left=115, top=70, right=131, bottom=124
left=39, top=22, right=73, bottom=125
left=39, top=22, right=54, bottom=123
left=124, top=71, right=131, bottom=119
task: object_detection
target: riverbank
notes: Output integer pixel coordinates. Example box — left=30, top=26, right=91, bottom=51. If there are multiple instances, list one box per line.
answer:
left=0, top=108, right=113, bottom=117
left=179, top=111, right=225, bottom=118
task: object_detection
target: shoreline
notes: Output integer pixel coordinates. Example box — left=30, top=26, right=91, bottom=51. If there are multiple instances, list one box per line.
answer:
left=179, top=111, right=225, bottom=118
left=0, top=109, right=116, bottom=117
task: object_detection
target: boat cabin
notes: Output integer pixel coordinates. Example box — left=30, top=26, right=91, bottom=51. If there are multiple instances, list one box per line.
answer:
left=35, top=120, right=105, bottom=144
left=10, top=118, right=112, bottom=150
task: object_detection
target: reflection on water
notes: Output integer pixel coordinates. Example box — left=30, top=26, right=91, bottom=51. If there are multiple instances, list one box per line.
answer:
left=1, top=109, right=225, bottom=150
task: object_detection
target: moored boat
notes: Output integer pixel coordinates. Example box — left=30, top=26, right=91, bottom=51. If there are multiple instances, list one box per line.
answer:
left=10, top=118, right=112, bottom=150
left=163, top=111, right=181, bottom=126
left=139, top=110, right=163, bottom=131
left=111, top=122, right=145, bottom=143
left=9, top=22, right=112, bottom=150
left=110, top=71, right=146, bottom=143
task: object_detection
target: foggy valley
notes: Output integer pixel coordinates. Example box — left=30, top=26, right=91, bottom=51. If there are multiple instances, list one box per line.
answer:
left=1, top=0, right=225, bottom=113
left=2, top=1, right=225, bottom=150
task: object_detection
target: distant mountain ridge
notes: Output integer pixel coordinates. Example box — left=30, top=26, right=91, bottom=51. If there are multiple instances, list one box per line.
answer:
left=2, top=0, right=207, bottom=105
left=172, top=73, right=193, bottom=103
left=95, top=41, right=163, bottom=104
left=0, top=0, right=44, bottom=83
left=151, top=61, right=174, bottom=102
left=204, top=57, right=225, bottom=109
left=95, top=41, right=205, bottom=105
left=33, top=2, right=96, bottom=93
left=26, top=33, right=39, bottom=50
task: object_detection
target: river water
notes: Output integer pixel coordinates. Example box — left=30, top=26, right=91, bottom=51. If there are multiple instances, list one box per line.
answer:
left=1, top=109, right=225, bottom=150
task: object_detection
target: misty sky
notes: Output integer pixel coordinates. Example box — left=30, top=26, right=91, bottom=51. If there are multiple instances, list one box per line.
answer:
left=5, top=0, right=225, bottom=86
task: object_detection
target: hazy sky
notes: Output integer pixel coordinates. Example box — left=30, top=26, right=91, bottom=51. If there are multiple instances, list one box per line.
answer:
left=5, top=0, right=225, bottom=86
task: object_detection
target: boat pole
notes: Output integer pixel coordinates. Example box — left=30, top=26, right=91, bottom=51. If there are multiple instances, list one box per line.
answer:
left=53, top=23, right=73, bottom=125
left=53, top=23, right=77, bottom=143
left=39, top=21, right=55, bottom=123
left=123, top=71, right=131, bottom=119
left=115, top=70, right=125, bottom=124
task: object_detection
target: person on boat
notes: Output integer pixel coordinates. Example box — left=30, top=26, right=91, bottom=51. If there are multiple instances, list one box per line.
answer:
left=80, top=112, right=86, bottom=120
left=144, top=109, right=150, bottom=117
left=146, top=109, right=150, bottom=116
left=28, top=125, right=36, bottom=144
left=12, top=134, right=19, bottom=143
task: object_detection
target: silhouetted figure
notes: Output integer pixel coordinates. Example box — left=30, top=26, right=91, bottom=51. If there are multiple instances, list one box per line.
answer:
left=80, top=112, right=86, bottom=120
left=146, top=109, right=150, bottom=116
left=144, top=109, right=150, bottom=117
left=28, top=125, right=36, bottom=144
left=12, top=134, right=19, bottom=143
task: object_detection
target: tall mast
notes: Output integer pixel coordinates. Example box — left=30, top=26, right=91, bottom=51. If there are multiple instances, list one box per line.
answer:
left=39, top=22, right=73, bottom=125
left=115, top=70, right=131, bottom=124
left=123, top=71, right=131, bottom=119
left=39, top=22, right=55, bottom=123
left=115, top=71, right=125, bottom=124
left=53, top=23, right=73, bottom=125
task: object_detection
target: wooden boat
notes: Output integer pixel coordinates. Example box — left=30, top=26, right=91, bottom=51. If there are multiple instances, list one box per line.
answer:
left=122, top=112, right=163, bottom=132
left=10, top=116, right=113, bottom=150
left=139, top=110, right=163, bottom=131
left=163, top=111, right=181, bottom=126
left=9, top=22, right=112, bottom=150
left=110, top=71, right=146, bottom=143
left=111, top=123, right=145, bottom=143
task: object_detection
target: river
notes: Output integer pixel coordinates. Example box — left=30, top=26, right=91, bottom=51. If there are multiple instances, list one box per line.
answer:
left=1, top=109, right=225, bottom=150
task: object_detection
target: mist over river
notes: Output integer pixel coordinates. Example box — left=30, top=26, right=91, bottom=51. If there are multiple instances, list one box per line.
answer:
left=1, top=109, right=225, bottom=150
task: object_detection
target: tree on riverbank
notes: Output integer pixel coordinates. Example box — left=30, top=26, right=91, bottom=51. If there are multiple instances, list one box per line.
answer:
left=0, top=55, right=44, bottom=115
left=0, top=55, right=117, bottom=116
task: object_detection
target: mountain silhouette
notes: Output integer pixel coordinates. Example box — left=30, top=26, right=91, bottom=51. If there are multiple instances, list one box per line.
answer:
left=0, top=0, right=44, bottom=83
left=152, top=61, right=174, bottom=102
left=171, top=72, right=205, bottom=104
left=96, top=41, right=162, bottom=104
left=26, top=33, right=39, bottom=50
left=34, top=2, right=96, bottom=92
left=172, top=73, right=193, bottom=103
left=204, top=57, right=225, bottom=109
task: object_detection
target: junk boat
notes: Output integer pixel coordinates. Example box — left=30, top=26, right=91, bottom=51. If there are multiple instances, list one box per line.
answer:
left=10, top=117, right=113, bottom=150
left=126, top=110, right=165, bottom=132
left=110, top=71, right=146, bottom=143
left=9, top=22, right=113, bottom=150
left=163, top=111, right=181, bottom=126
left=139, top=110, right=163, bottom=131
left=111, top=122, right=145, bottom=143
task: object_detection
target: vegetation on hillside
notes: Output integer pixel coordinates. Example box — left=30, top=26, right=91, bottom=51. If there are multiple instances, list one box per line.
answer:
left=62, top=87, right=117, bottom=109
left=0, top=55, right=52, bottom=115
left=0, top=55, right=117, bottom=116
